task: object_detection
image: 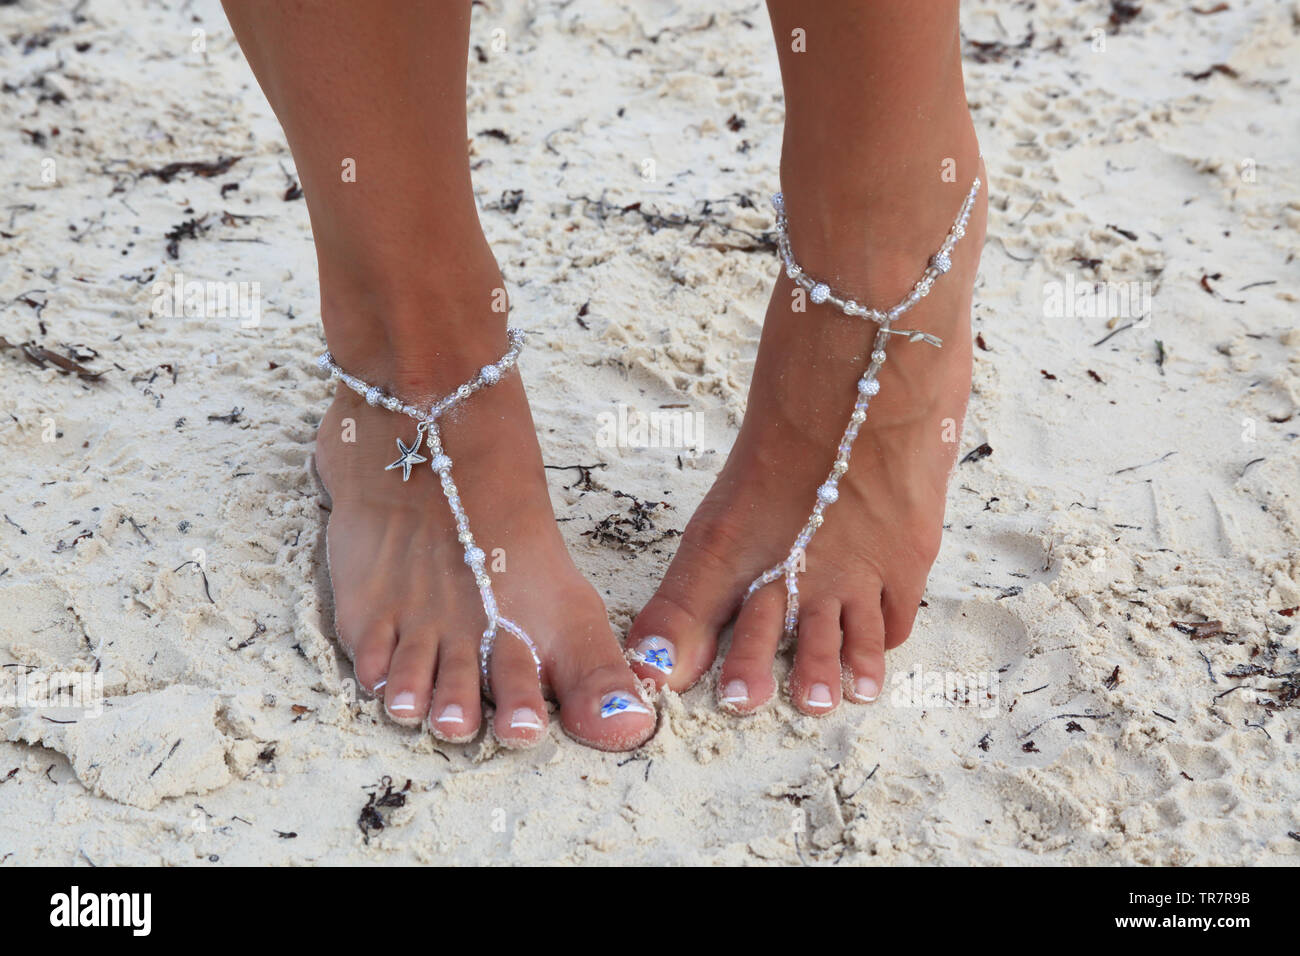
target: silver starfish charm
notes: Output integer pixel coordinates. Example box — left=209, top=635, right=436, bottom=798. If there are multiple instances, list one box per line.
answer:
left=385, top=434, right=427, bottom=481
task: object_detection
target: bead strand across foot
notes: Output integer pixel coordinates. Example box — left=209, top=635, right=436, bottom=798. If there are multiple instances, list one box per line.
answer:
left=313, top=312, right=655, bottom=752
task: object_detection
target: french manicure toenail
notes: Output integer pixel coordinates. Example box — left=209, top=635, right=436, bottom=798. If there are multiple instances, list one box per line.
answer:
left=389, top=691, right=416, bottom=712
left=631, top=635, right=675, bottom=674
left=510, top=708, right=542, bottom=730
left=806, top=683, right=833, bottom=708
left=720, top=679, right=749, bottom=706
left=854, top=677, right=880, bottom=702
left=599, top=692, right=651, bottom=719
left=372, top=679, right=387, bottom=693
left=436, top=704, right=464, bottom=724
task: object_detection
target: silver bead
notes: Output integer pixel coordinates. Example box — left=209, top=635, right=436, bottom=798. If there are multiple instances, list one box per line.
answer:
left=832, top=461, right=848, bottom=476
left=845, top=300, right=859, bottom=315
left=931, top=251, right=952, bottom=274
left=817, top=483, right=839, bottom=504
left=464, top=546, right=485, bottom=567
left=430, top=454, right=452, bottom=472
left=316, top=352, right=331, bottom=370
left=811, top=514, right=824, bottom=528
left=480, top=363, right=502, bottom=385
left=364, top=386, right=381, bottom=406
left=851, top=409, right=866, bottom=424
left=771, top=191, right=784, bottom=213
left=810, top=283, right=830, bottom=304
left=457, top=384, right=471, bottom=400
left=383, top=396, right=401, bottom=412
left=871, top=350, right=887, bottom=364
left=859, top=376, right=880, bottom=396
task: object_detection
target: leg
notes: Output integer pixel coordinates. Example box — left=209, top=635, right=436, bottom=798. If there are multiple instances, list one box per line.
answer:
left=629, top=1, right=986, bottom=714
left=222, top=0, right=653, bottom=750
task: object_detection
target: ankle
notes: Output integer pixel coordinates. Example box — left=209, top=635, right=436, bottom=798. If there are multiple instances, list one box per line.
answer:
left=318, top=252, right=512, bottom=401
left=778, top=108, right=981, bottom=303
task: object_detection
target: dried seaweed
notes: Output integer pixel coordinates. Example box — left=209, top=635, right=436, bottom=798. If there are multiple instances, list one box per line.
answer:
left=0, top=335, right=103, bottom=380
left=582, top=490, right=678, bottom=553
left=1171, top=620, right=1225, bottom=639
left=164, top=216, right=209, bottom=259
left=142, top=156, right=241, bottom=184
left=1108, top=1, right=1142, bottom=31
left=960, top=442, right=993, bottom=465
left=963, top=29, right=1035, bottom=64
left=358, top=776, right=411, bottom=844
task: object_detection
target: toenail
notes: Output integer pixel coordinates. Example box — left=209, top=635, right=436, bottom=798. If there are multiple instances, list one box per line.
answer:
left=806, top=683, right=833, bottom=708
left=720, top=679, right=749, bottom=706
left=371, top=679, right=387, bottom=694
left=599, top=691, right=652, bottom=719
left=388, top=691, right=416, bottom=713
left=436, top=704, right=464, bottom=725
left=854, top=677, right=880, bottom=702
left=509, top=707, right=542, bottom=730
left=631, top=635, right=675, bottom=674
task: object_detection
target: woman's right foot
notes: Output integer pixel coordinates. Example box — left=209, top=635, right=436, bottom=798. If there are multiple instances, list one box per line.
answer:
left=313, top=276, right=654, bottom=752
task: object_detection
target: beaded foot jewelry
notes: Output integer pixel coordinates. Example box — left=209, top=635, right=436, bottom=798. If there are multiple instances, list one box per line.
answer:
left=315, top=329, right=543, bottom=697
left=746, top=173, right=983, bottom=638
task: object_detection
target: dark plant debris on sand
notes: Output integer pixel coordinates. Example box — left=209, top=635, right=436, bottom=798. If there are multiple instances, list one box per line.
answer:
left=358, top=776, right=411, bottom=844
left=583, top=490, right=679, bottom=554
left=0, top=335, right=103, bottom=380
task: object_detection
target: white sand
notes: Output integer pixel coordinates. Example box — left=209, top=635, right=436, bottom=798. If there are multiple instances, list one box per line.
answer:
left=1, top=0, right=1297, bottom=865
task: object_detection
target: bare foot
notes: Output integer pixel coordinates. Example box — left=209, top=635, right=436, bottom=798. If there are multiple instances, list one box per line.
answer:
left=314, top=284, right=654, bottom=751
left=629, top=142, right=987, bottom=716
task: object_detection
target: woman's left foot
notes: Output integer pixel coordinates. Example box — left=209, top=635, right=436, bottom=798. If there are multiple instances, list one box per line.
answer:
left=629, top=143, right=987, bottom=716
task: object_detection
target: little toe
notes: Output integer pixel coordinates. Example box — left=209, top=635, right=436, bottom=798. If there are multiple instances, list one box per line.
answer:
left=842, top=597, right=886, bottom=704
left=718, top=585, right=786, bottom=713
left=427, top=638, right=483, bottom=743
left=384, top=626, right=437, bottom=727
left=789, top=599, right=844, bottom=716
left=488, top=630, right=548, bottom=749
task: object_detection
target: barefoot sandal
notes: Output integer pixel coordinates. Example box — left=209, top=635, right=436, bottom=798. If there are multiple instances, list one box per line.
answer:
left=315, top=329, right=542, bottom=696
left=747, top=174, right=983, bottom=637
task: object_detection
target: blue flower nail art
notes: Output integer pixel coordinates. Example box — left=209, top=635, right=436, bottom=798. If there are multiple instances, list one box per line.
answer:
left=643, top=647, right=672, bottom=670
left=599, top=692, right=651, bottom=719
left=601, top=695, right=633, bottom=717
left=632, top=636, right=675, bottom=674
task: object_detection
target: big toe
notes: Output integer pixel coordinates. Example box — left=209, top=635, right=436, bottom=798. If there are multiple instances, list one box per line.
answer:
left=627, top=534, right=744, bottom=692
left=553, top=607, right=656, bottom=751
left=557, top=657, right=656, bottom=752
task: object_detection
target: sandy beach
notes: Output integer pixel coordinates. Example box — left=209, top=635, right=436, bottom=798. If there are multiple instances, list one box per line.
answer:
left=1, top=0, right=1298, bottom=865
